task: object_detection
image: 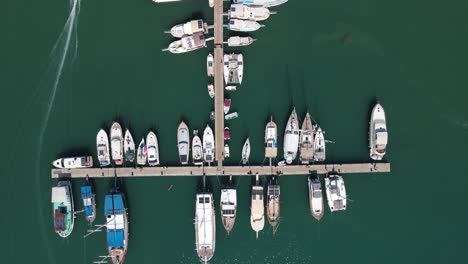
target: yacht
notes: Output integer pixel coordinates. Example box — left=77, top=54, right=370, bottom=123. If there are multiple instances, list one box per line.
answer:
left=220, top=177, right=237, bottom=234
left=166, top=19, right=208, bottom=38
left=313, top=126, right=325, bottom=162
left=207, top=53, right=214, bottom=77
left=223, top=53, right=244, bottom=84
left=163, top=32, right=212, bottom=54
left=105, top=184, right=129, bottom=264
left=110, top=122, right=124, bottom=165
left=264, top=116, right=277, bottom=159
left=96, top=129, right=111, bottom=167
left=208, top=84, right=215, bottom=98
left=136, top=138, right=147, bottom=166
left=192, top=130, right=203, bottom=165
left=203, top=125, right=215, bottom=164
left=232, top=0, right=288, bottom=7
left=227, top=19, right=263, bottom=32
left=81, top=178, right=96, bottom=224
left=226, top=36, right=256, bottom=47
left=369, top=103, right=388, bottom=160
left=147, top=131, right=160, bottom=166
left=299, top=112, right=314, bottom=164
left=195, top=192, right=216, bottom=263
left=267, top=176, right=280, bottom=233
left=51, top=180, right=74, bottom=238
left=177, top=121, right=190, bottom=165
left=224, top=98, right=231, bottom=114
left=229, top=4, right=271, bottom=21
left=52, top=156, right=93, bottom=169
left=225, top=112, right=239, bottom=120
left=283, top=108, right=299, bottom=164
left=224, top=144, right=230, bottom=158
left=241, top=137, right=250, bottom=165
left=325, top=173, right=347, bottom=212
left=308, top=174, right=324, bottom=220
left=250, top=174, right=264, bottom=239
left=224, top=127, right=230, bottom=140
left=123, top=129, right=135, bottom=163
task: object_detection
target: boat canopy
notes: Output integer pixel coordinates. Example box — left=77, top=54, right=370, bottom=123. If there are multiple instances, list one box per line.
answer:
left=105, top=194, right=124, bottom=216
left=107, top=229, right=125, bottom=248
left=51, top=186, right=69, bottom=203
left=376, top=131, right=388, bottom=145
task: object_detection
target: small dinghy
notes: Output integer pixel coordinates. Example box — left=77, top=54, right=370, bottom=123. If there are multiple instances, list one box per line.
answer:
left=224, top=127, right=231, bottom=140
left=220, top=177, right=236, bottom=234
left=96, top=129, right=111, bottom=167
left=52, top=156, right=93, bottom=169
left=136, top=138, right=147, bottom=166
left=224, top=98, right=231, bottom=114
left=313, top=126, right=326, bottom=162
left=224, top=144, right=230, bottom=158
left=203, top=125, right=215, bottom=164
left=232, top=0, right=288, bottom=7
left=223, top=53, right=244, bottom=84
left=225, top=85, right=237, bottom=91
left=147, top=131, right=160, bottom=166
left=369, top=103, right=388, bottom=160
left=110, top=122, right=124, bottom=166
left=208, top=84, right=215, bottom=98
left=241, top=137, right=251, bottom=165
left=52, top=180, right=74, bottom=238
left=226, top=36, right=256, bottom=47
left=177, top=121, right=190, bottom=165
left=308, top=173, right=324, bottom=220
left=225, top=112, right=239, bottom=120
left=192, top=130, right=203, bottom=165
left=81, top=177, right=96, bottom=224
left=207, top=53, right=214, bottom=77
left=227, top=19, right=263, bottom=32
left=166, top=19, right=208, bottom=38
left=124, top=129, right=135, bottom=163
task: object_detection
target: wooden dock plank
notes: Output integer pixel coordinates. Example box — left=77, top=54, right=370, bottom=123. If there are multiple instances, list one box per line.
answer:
left=213, top=0, right=225, bottom=167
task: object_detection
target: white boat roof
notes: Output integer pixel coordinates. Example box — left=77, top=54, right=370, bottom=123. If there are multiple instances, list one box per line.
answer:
left=106, top=214, right=125, bottom=230
left=51, top=186, right=69, bottom=203
left=376, top=132, right=388, bottom=145
left=220, top=189, right=237, bottom=206
left=196, top=194, right=214, bottom=248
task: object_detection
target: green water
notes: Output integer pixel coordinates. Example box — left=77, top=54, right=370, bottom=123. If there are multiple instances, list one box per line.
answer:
left=2, top=0, right=468, bottom=263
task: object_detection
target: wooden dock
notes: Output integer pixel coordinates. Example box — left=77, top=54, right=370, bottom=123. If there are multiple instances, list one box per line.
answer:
left=51, top=162, right=390, bottom=178
left=213, top=0, right=224, bottom=168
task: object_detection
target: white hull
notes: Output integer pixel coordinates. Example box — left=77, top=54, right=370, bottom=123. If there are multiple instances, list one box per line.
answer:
left=136, top=138, right=147, bottom=166
left=192, top=131, right=203, bottom=165
left=308, top=175, right=324, bottom=220
left=228, top=19, right=263, bottom=32
left=223, top=53, right=243, bottom=84
left=225, top=112, right=239, bottom=120
left=203, top=125, right=215, bottom=164
left=241, top=138, right=251, bottom=165
left=207, top=53, right=214, bottom=77
left=96, top=129, right=111, bottom=167
left=147, top=131, right=160, bottom=166
left=313, top=127, right=326, bottom=162
left=208, top=84, right=215, bottom=98
left=265, top=117, right=277, bottom=158
left=110, top=122, right=124, bottom=165
left=283, top=108, right=299, bottom=164
left=178, top=121, right=190, bottom=165
left=195, top=193, right=216, bottom=262
left=250, top=184, right=265, bottom=237
left=52, top=156, right=93, bottom=169
left=299, top=112, right=314, bottom=164
left=229, top=4, right=271, bottom=21
left=227, top=36, right=256, bottom=47
left=163, top=32, right=208, bottom=54
left=325, top=174, right=347, bottom=212
left=124, top=129, right=135, bottom=163
left=369, top=103, right=388, bottom=160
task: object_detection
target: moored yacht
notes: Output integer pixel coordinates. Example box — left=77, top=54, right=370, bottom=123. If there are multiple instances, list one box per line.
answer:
left=203, top=125, right=215, bottom=164
left=229, top=4, right=272, bottom=21
left=163, top=32, right=212, bottom=54
left=250, top=174, right=264, bottom=239
left=105, top=184, right=129, bottom=264
left=136, top=138, right=147, bottom=166
left=146, top=131, right=160, bottom=166
left=110, top=122, right=124, bottom=165
left=52, top=180, right=74, bottom=238
left=283, top=108, right=299, bottom=164
left=225, top=112, right=239, bottom=120
left=299, top=112, right=315, bottom=164
left=369, top=103, right=388, bottom=160
left=207, top=53, right=214, bottom=77
left=223, top=53, right=244, bottom=84
left=195, top=192, right=216, bottom=263
left=226, top=36, right=256, bottom=47
left=177, top=121, right=190, bottom=165
left=241, top=137, right=251, bottom=165
left=227, top=19, right=263, bottom=32
left=192, top=130, right=203, bottom=165
left=313, top=126, right=326, bottom=162
left=220, top=177, right=237, bottom=234
left=96, top=129, right=111, bottom=167
left=232, top=0, right=288, bottom=7
left=267, top=176, right=280, bottom=233
left=225, top=85, right=237, bottom=91
left=166, top=19, right=208, bottom=38
left=123, top=129, right=135, bottom=163
left=325, top=173, right=347, bottom=212
left=52, top=156, right=93, bottom=169
left=308, top=174, right=324, bottom=220
left=81, top=178, right=96, bottom=224
left=265, top=116, right=277, bottom=159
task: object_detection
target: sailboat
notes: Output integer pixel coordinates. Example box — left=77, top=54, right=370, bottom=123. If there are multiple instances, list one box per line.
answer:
left=147, top=131, right=160, bottom=166
left=81, top=178, right=96, bottom=224
left=192, top=130, right=203, bottom=165
left=228, top=4, right=272, bottom=21
left=110, top=122, right=124, bottom=166
left=195, top=192, right=216, bottom=263
left=123, top=130, right=135, bottom=163
left=166, top=19, right=208, bottom=38
left=369, top=103, right=388, bottom=160
left=104, top=182, right=129, bottom=264
left=207, top=53, right=214, bottom=77
left=250, top=174, right=264, bottom=238
left=224, top=144, right=230, bottom=158
left=177, top=121, right=190, bottom=165
left=313, top=126, right=326, bottom=162
left=325, top=173, right=347, bottom=212
left=241, top=138, right=251, bottom=165
left=299, top=112, right=315, bottom=164
left=136, top=138, right=147, bottom=166
left=96, top=129, right=111, bottom=167
left=203, top=125, right=215, bottom=164
left=220, top=176, right=237, bottom=234
left=52, top=179, right=74, bottom=238
left=264, top=116, right=277, bottom=159
left=267, top=176, right=280, bottom=233
left=308, top=174, right=324, bottom=220
left=283, top=108, right=300, bottom=164
left=52, top=156, right=93, bottom=169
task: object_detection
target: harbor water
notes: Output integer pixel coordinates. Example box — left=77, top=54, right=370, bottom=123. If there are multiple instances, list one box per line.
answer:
left=2, top=0, right=468, bottom=263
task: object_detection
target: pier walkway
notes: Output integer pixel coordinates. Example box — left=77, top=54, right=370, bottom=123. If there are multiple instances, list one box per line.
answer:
left=51, top=162, right=390, bottom=178
left=213, top=0, right=224, bottom=168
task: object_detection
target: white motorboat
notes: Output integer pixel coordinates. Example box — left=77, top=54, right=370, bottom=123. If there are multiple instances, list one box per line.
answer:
left=308, top=174, right=324, bottom=220
left=299, top=112, right=315, bottom=164
left=52, top=156, right=93, bottom=169
left=232, top=0, right=288, bottom=7
left=207, top=53, right=214, bottom=77
left=220, top=178, right=236, bottom=234
left=267, top=176, right=280, bottom=233
left=209, top=0, right=214, bottom=8
left=162, top=32, right=212, bottom=54
left=195, top=193, right=216, bottom=263
left=110, top=122, right=124, bottom=165
left=325, top=173, right=347, bottom=212
left=208, top=84, right=215, bottom=98
left=124, top=129, right=135, bottom=163
left=192, top=130, right=203, bottom=165
left=166, top=19, right=208, bottom=38
left=265, top=116, right=277, bottom=159
left=228, top=19, right=263, bottom=32
left=223, top=53, right=244, bottom=84
left=147, top=131, right=160, bottom=166
left=225, top=85, right=237, bottom=91
left=136, top=138, right=147, bottom=166
left=96, top=129, right=111, bottom=167
left=224, top=144, right=230, bottom=158
left=225, top=112, right=239, bottom=120
left=229, top=4, right=271, bottom=21
left=283, top=108, right=299, bottom=164
left=203, top=125, right=215, bottom=164
left=177, top=121, right=190, bottom=165
left=313, top=126, right=326, bottom=162
left=224, top=98, right=231, bottom=114
left=226, top=36, right=256, bottom=47
left=241, top=137, right=250, bottom=165
left=104, top=187, right=129, bottom=264
left=369, top=103, right=388, bottom=160
left=250, top=174, right=264, bottom=239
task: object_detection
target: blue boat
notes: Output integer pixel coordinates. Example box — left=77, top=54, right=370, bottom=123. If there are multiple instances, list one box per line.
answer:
left=104, top=188, right=128, bottom=264
left=81, top=178, right=96, bottom=224
left=232, top=0, right=288, bottom=8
